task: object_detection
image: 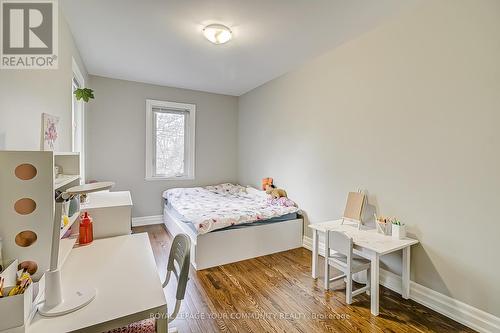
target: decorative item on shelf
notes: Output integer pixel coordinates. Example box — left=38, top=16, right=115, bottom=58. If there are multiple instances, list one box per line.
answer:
left=62, top=198, right=71, bottom=217
left=374, top=214, right=391, bottom=235
left=391, top=218, right=406, bottom=239
left=61, top=215, right=70, bottom=229
left=41, top=113, right=60, bottom=151
left=54, top=164, right=62, bottom=179
left=38, top=181, right=114, bottom=317
left=73, top=88, right=95, bottom=103
left=68, top=196, right=79, bottom=217
left=57, top=193, right=71, bottom=231
left=80, top=193, right=88, bottom=204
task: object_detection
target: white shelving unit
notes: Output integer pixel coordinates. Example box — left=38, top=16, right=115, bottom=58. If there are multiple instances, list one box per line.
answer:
left=0, top=151, right=81, bottom=332
left=54, top=175, right=80, bottom=190
left=0, top=151, right=81, bottom=279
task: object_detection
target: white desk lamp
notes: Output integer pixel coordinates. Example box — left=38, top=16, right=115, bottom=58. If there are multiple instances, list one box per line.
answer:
left=38, top=182, right=114, bottom=317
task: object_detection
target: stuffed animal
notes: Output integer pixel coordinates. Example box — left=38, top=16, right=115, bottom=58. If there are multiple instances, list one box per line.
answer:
left=262, top=177, right=273, bottom=190
left=265, top=184, right=288, bottom=199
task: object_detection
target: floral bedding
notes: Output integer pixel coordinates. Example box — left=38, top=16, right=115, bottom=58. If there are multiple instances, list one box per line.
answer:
left=163, top=183, right=299, bottom=234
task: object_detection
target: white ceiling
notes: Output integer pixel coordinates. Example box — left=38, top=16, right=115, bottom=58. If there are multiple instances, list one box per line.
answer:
left=61, top=0, right=418, bottom=96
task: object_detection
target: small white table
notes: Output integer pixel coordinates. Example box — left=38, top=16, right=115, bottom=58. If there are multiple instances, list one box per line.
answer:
left=309, top=220, right=418, bottom=316
left=28, top=233, right=168, bottom=332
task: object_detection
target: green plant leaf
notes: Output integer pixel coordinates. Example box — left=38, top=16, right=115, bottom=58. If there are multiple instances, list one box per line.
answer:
left=73, top=88, right=95, bottom=103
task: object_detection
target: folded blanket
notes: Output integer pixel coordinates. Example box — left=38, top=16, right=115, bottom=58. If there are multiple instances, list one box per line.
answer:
left=163, top=183, right=299, bottom=234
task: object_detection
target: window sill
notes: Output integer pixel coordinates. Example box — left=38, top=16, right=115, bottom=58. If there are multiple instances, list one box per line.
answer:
left=144, top=176, right=194, bottom=181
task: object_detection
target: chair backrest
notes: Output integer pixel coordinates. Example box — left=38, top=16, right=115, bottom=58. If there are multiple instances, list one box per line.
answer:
left=328, top=230, right=353, bottom=258
left=343, top=192, right=365, bottom=221
left=166, top=234, right=191, bottom=301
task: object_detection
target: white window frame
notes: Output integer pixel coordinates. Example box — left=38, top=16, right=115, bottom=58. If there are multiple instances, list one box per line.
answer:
left=72, top=57, right=85, bottom=183
left=145, top=99, right=196, bottom=181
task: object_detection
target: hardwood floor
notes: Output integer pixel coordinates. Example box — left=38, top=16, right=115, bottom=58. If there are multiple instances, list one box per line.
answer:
left=133, top=224, right=475, bottom=333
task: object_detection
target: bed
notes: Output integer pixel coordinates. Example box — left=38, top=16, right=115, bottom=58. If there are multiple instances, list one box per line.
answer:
left=162, top=183, right=303, bottom=270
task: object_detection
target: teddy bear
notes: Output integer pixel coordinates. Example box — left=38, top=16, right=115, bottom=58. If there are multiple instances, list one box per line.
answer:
left=265, top=184, right=288, bottom=199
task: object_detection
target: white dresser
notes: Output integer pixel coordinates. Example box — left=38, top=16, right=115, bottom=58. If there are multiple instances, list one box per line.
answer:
left=80, top=191, right=133, bottom=239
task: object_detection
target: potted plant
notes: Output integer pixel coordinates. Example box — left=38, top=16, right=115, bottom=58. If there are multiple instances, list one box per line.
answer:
left=391, top=218, right=406, bottom=239
left=73, top=88, right=95, bottom=102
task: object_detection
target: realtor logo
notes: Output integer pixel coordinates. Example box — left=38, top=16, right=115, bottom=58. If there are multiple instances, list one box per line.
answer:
left=1, top=0, right=58, bottom=69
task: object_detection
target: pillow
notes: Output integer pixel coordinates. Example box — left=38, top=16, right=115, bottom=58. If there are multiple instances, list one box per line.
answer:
left=246, top=186, right=267, bottom=197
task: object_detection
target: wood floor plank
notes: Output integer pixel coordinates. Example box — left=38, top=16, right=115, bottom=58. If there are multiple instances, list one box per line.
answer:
left=133, top=225, right=475, bottom=333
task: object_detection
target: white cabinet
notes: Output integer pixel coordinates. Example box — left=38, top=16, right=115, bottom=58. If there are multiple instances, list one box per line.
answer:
left=80, top=191, right=132, bottom=239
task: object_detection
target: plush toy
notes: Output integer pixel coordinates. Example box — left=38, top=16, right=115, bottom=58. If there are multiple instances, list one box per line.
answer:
left=265, top=184, right=288, bottom=199
left=262, top=177, right=273, bottom=190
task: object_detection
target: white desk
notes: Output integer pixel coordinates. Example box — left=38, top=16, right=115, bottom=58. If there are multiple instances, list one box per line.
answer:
left=28, top=233, right=168, bottom=332
left=309, top=220, right=418, bottom=316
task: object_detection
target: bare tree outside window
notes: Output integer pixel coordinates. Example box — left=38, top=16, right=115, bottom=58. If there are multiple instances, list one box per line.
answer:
left=154, top=110, right=186, bottom=177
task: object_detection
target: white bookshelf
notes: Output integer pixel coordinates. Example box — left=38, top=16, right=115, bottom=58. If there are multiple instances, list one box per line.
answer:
left=0, top=151, right=81, bottom=281
left=0, top=151, right=82, bottom=332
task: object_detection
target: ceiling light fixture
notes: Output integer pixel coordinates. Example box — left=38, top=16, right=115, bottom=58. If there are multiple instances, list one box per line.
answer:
left=203, top=24, right=232, bottom=45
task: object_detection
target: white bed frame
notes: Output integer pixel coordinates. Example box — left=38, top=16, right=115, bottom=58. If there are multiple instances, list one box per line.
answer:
left=163, top=208, right=303, bottom=270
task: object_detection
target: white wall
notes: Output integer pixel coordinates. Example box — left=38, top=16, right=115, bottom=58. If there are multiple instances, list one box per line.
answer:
left=238, top=0, right=500, bottom=317
left=86, top=76, right=238, bottom=217
left=0, top=8, right=87, bottom=151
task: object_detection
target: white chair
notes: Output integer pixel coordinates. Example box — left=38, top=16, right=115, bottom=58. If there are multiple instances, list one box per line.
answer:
left=324, top=230, right=371, bottom=304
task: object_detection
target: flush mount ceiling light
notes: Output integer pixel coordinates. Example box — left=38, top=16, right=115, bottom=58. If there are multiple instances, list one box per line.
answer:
left=203, top=24, right=232, bottom=45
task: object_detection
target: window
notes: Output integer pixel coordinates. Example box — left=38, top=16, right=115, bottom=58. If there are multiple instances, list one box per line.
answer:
left=145, top=99, right=195, bottom=180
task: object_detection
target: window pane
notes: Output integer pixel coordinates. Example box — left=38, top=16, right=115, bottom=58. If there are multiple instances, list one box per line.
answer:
left=155, top=111, right=185, bottom=177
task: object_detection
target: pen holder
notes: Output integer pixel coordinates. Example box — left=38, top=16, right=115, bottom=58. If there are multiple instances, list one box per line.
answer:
left=376, top=221, right=391, bottom=235
left=391, top=224, right=407, bottom=239
left=0, top=260, right=34, bottom=332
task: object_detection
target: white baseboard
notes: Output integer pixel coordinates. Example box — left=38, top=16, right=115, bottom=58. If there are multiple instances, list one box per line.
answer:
left=302, top=235, right=313, bottom=250
left=131, top=215, right=163, bottom=227
left=302, top=235, right=500, bottom=333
